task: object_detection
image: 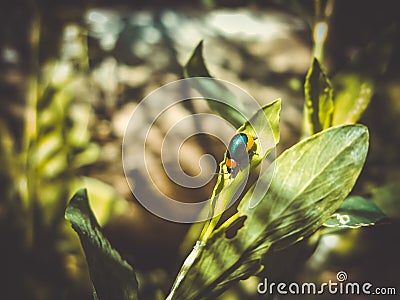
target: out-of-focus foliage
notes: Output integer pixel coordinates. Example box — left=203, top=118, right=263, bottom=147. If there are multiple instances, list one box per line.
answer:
left=0, top=10, right=127, bottom=300
left=0, top=22, right=97, bottom=299
left=371, top=183, right=400, bottom=220
left=332, top=75, right=374, bottom=126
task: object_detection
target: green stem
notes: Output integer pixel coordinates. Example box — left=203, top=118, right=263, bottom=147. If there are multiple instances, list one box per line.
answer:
left=312, top=0, right=335, bottom=63
left=166, top=240, right=206, bottom=300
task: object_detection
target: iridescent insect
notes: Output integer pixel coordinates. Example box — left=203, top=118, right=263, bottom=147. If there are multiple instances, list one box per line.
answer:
left=225, top=133, right=257, bottom=178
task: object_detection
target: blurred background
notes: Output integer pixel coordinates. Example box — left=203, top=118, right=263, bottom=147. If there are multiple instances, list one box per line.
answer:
left=0, top=0, right=399, bottom=299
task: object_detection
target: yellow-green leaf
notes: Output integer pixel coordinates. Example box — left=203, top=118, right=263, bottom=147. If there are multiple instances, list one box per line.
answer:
left=303, top=58, right=334, bottom=136
left=332, top=74, right=373, bottom=125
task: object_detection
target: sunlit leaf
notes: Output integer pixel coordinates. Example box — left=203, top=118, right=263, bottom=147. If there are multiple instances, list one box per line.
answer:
left=34, top=132, right=63, bottom=165
left=184, top=41, right=247, bottom=128
left=238, top=99, right=280, bottom=161
left=324, top=196, right=388, bottom=228
left=39, top=151, right=68, bottom=178
left=303, top=58, right=334, bottom=136
left=332, top=74, right=374, bottom=125
left=65, top=189, right=138, bottom=300
left=169, top=125, right=368, bottom=299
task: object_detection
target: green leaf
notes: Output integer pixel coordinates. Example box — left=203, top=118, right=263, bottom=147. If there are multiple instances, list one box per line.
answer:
left=324, top=196, right=389, bottom=228
left=65, top=189, right=138, bottom=300
left=202, top=99, right=281, bottom=238
left=238, top=99, right=281, bottom=161
left=183, top=41, right=247, bottom=128
left=303, top=58, right=334, bottom=136
left=332, top=74, right=374, bottom=125
left=183, top=41, right=210, bottom=78
left=169, top=125, right=369, bottom=299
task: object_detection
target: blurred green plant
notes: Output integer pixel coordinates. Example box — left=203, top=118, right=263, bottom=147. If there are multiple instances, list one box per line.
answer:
left=0, top=12, right=126, bottom=300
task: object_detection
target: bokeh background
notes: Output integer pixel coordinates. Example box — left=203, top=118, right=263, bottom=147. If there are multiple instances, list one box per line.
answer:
left=1, top=0, right=399, bottom=299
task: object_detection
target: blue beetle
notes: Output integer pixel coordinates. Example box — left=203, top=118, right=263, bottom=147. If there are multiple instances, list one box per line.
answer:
left=225, top=133, right=257, bottom=178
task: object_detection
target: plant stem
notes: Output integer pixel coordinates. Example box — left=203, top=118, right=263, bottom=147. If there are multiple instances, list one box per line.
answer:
left=166, top=240, right=206, bottom=300
left=312, top=0, right=335, bottom=63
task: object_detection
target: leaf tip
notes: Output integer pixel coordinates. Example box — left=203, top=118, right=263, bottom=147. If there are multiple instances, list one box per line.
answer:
left=76, top=187, right=88, bottom=197
left=184, top=40, right=210, bottom=78
left=272, top=98, right=282, bottom=105
left=71, top=188, right=88, bottom=204
left=352, top=123, right=370, bottom=139
left=273, top=98, right=282, bottom=111
left=197, top=39, right=204, bottom=48
left=191, top=40, right=204, bottom=58
left=65, top=188, right=89, bottom=221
